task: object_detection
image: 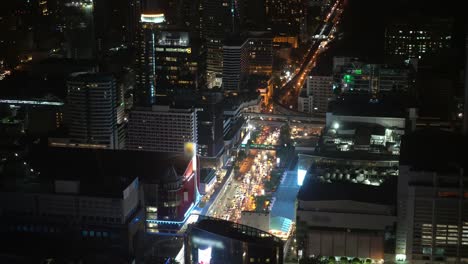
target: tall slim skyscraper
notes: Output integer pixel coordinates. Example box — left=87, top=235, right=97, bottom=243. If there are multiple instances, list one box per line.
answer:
left=202, top=0, right=239, bottom=88
left=65, top=73, right=119, bottom=149
left=135, top=13, right=166, bottom=106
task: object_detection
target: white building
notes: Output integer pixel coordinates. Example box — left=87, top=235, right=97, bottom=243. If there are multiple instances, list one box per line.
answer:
left=126, top=105, right=198, bottom=153
left=307, top=75, right=334, bottom=113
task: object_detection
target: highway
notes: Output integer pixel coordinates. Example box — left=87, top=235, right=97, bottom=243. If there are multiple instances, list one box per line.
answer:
left=274, top=0, right=344, bottom=110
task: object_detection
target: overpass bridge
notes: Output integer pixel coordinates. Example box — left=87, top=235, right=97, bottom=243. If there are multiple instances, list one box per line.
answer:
left=243, top=112, right=326, bottom=124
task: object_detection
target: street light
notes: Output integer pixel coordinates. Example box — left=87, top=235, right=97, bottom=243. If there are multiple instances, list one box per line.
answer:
left=332, top=122, right=340, bottom=130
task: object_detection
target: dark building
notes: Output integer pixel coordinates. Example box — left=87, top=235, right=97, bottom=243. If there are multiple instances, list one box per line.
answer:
left=396, top=129, right=468, bottom=263
left=238, top=0, right=267, bottom=31
left=185, top=216, right=284, bottom=264
left=0, top=147, right=143, bottom=262
left=196, top=92, right=225, bottom=163
left=385, top=17, right=453, bottom=63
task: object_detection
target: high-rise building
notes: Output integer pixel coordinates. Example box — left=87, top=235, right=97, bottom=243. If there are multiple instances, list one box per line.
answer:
left=247, top=31, right=273, bottom=76
left=385, top=17, right=453, bottom=62
left=126, top=105, right=198, bottom=153
left=396, top=130, right=468, bottom=264
left=64, top=73, right=120, bottom=149
left=61, top=0, right=96, bottom=59
left=222, top=37, right=249, bottom=92
left=202, top=0, right=239, bottom=88
left=135, top=13, right=166, bottom=106
left=238, top=0, right=267, bottom=31
left=196, top=92, right=225, bottom=164
left=154, top=30, right=203, bottom=92
left=265, top=0, right=305, bottom=37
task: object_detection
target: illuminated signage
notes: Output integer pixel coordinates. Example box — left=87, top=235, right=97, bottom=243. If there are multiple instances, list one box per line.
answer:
left=198, top=247, right=212, bottom=264
left=185, top=142, right=196, bottom=158
left=297, top=169, right=307, bottom=186
left=141, top=14, right=165, bottom=24
left=192, top=236, right=224, bottom=249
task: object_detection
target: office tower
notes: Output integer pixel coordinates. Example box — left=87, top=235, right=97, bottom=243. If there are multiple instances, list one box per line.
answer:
left=385, top=17, right=453, bottom=62
left=306, top=75, right=333, bottom=113
left=154, top=30, right=202, bottom=91
left=247, top=31, right=273, bottom=76
left=61, top=0, right=95, bottom=59
left=266, top=0, right=305, bottom=36
left=92, top=0, right=139, bottom=52
left=196, top=92, right=225, bottom=163
left=396, top=129, right=468, bottom=264
left=202, top=0, right=238, bottom=88
left=65, top=73, right=120, bottom=149
left=135, top=13, right=166, bottom=106
left=222, top=37, right=249, bottom=92
left=238, top=0, right=267, bottom=31
left=126, top=105, right=198, bottom=153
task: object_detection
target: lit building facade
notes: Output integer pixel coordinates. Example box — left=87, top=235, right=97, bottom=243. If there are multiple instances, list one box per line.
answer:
left=247, top=32, right=273, bottom=76
left=202, top=0, right=238, bottom=88
left=154, top=30, right=202, bottom=91
left=135, top=13, right=166, bottom=106
left=333, top=61, right=410, bottom=94
left=306, top=75, right=333, bottom=113
left=385, top=18, right=453, bottom=61
left=126, top=105, right=198, bottom=153
left=265, top=0, right=305, bottom=37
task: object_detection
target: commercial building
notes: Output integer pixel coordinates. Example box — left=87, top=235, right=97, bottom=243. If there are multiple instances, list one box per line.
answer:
left=298, top=75, right=333, bottom=113
left=297, top=179, right=396, bottom=262
left=0, top=147, right=143, bottom=262
left=135, top=13, right=166, bottom=106
left=126, top=104, right=198, bottom=154
left=333, top=58, right=410, bottom=94
left=200, top=168, right=217, bottom=195
left=385, top=17, right=453, bottom=61
left=154, top=30, right=203, bottom=91
left=247, top=31, right=273, bottom=76
left=396, top=130, right=468, bottom=264
left=60, top=73, right=123, bottom=149
left=185, top=216, right=284, bottom=264
left=298, top=89, right=314, bottom=113
left=196, top=92, right=225, bottom=167
left=223, top=37, right=250, bottom=92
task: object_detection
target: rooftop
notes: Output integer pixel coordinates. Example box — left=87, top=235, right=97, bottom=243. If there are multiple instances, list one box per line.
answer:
left=192, top=216, right=283, bottom=245
left=0, top=147, right=191, bottom=197
left=399, top=129, right=468, bottom=171
left=329, top=93, right=408, bottom=118
left=297, top=177, right=396, bottom=205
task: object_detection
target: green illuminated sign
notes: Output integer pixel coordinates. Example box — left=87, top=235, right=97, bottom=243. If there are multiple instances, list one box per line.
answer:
left=354, top=69, right=362, bottom=75
left=343, top=74, right=353, bottom=84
